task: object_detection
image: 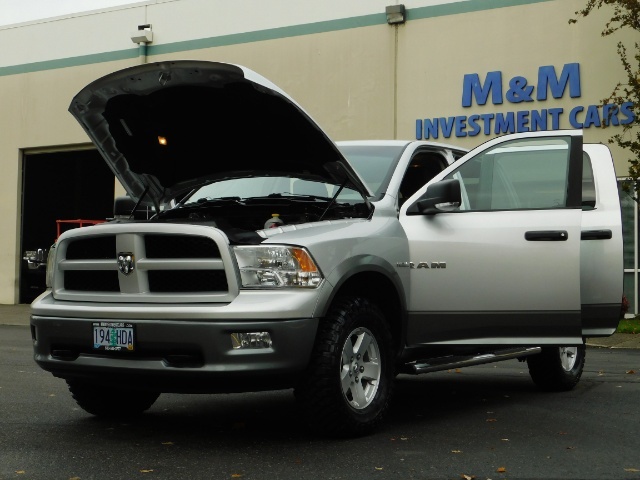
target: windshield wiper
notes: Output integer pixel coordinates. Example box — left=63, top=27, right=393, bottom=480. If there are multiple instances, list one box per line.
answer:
left=183, top=196, right=243, bottom=207
left=282, top=193, right=333, bottom=201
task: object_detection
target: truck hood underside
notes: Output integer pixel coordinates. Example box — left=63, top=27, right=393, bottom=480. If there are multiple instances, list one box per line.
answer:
left=69, top=61, right=368, bottom=207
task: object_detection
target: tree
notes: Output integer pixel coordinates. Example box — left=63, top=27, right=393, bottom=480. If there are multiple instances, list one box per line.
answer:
left=570, top=1, right=640, bottom=196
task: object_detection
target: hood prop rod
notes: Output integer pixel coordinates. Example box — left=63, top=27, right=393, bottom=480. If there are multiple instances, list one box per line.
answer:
left=318, top=180, right=348, bottom=221
left=129, top=184, right=159, bottom=220
left=321, top=161, right=372, bottom=218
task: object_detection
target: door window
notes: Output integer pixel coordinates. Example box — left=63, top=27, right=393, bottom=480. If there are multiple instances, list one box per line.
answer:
left=444, top=137, right=571, bottom=211
left=399, top=152, right=448, bottom=205
left=582, top=153, right=596, bottom=210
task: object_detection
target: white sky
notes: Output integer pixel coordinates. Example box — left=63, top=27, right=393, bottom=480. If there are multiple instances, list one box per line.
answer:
left=0, top=0, right=137, bottom=27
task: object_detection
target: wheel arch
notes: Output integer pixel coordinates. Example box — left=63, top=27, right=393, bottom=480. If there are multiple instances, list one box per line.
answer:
left=316, top=259, right=406, bottom=355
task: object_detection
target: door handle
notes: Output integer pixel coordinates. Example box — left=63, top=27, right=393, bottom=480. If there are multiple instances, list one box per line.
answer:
left=581, top=229, right=612, bottom=240
left=524, top=230, right=568, bottom=241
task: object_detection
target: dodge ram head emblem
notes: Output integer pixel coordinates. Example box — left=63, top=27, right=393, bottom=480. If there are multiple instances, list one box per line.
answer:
left=117, top=252, right=135, bottom=275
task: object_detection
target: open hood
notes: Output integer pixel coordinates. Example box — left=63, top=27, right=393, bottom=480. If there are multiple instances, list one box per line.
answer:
left=69, top=60, right=369, bottom=207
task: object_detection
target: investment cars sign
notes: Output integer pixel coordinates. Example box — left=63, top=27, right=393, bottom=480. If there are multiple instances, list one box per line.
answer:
left=415, top=63, right=635, bottom=139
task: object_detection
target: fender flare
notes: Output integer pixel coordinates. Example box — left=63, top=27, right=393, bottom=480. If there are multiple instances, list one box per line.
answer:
left=313, top=254, right=407, bottom=319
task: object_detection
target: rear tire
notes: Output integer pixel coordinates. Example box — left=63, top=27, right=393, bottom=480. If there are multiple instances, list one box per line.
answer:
left=527, top=344, right=585, bottom=391
left=67, top=380, right=160, bottom=417
left=295, top=297, right=395, bottom=437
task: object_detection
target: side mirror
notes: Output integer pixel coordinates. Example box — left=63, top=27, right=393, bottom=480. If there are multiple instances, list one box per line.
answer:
left=407, top=179, right=461, bottom=215
left=23, top=248, right=48, bottom=270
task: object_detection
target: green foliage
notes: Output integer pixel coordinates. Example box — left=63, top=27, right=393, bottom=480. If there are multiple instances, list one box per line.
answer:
left=569, top=0, right=640, bottom=33
left=618, top=317, right=640, bottom=334
left=571, top=1, right=640, bottom=195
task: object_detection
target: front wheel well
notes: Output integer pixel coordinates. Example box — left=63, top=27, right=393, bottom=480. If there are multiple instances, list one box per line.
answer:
left=324, top=272, right=403, bottom=354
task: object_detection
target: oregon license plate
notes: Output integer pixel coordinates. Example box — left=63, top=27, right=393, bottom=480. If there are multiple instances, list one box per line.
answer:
left=92, top=322, right=135, bottom=351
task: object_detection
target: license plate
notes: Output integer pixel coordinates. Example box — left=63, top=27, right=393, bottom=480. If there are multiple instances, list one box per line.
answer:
left=92, top=322, right=135, bottom=352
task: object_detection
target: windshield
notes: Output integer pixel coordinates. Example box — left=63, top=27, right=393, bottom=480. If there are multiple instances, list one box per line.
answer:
left=182, top=175, right=363, bottom=205
left=337, top=144, right=406, bottom=199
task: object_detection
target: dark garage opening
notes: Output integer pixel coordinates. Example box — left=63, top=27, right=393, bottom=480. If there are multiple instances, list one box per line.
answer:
left=20, top=149, right=115, bottom=303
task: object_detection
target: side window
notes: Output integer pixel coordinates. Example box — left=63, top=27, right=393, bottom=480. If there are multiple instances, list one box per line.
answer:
left=452, top=150, right=466, bottom=161
left=444, top=137, right=571, bottom=211
left=582, top=153, right=596, bottom=210
left=399, top=152, right=447, bottom=205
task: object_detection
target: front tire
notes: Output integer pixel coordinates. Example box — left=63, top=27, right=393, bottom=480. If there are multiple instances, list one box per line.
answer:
left=67, top=380, right=160, bottom=417
left=295, top=297, right=395, bottom=437
left=527, top=344, right=586, bottom=391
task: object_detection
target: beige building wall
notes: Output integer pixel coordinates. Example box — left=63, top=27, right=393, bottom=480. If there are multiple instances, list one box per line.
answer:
left=0, top=0, right=635, bottom=303
left=397, top=0, right=636, bottom=174
left=150, top=28, right=396, bottom=140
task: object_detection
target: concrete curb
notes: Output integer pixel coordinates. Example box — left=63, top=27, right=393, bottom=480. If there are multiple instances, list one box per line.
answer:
left=0, top=304, right=31, bottom=326
left=585, top=333, right=640, bottom=350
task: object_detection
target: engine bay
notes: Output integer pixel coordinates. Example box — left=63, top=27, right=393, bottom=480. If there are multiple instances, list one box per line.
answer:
left=154, top=195, right=372, bottom=244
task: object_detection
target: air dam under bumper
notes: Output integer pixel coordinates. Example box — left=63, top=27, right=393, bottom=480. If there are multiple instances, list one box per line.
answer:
left=31, top=315, right=318, bottom=393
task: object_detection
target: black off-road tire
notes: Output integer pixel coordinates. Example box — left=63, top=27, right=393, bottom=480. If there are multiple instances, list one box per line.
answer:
left=527, top=344, right=586, bottom=391
left=294, top=297, right=395, bottom=437
left=67, top=380, right=160, bottom=417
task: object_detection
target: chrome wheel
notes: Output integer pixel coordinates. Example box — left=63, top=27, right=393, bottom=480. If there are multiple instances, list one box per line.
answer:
left=295, top=297, right=394, bottom=436
left=559, top=346, right=578, bottom=372
left=528, top=343, right=585, bottom=391
left=340, top=327, right=381, bottom=410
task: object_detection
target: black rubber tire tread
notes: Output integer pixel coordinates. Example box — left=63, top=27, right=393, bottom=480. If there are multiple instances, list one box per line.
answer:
left=527, top=344, right=586, bottom=392
left=294, top=297, right=395, bottom=437
left=67, top=380, right=160, bottom=417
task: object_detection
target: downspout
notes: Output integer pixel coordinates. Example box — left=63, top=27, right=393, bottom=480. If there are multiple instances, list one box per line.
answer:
left=393, top=24, right=399, bottom=139
left=385, top=5, right=406, bottom=140
left=138, top=42, right=148, bottom=65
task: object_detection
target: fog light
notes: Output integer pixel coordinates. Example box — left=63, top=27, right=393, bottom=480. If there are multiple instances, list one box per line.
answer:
left=231, top=332, right=272, bottom=350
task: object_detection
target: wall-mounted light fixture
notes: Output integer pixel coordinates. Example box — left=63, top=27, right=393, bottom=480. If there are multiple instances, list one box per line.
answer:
left=130, top=24, right=153, bottom=44
left=385, top=4, right=406, bottom=25
left=131, top=24, right=153, bottom=64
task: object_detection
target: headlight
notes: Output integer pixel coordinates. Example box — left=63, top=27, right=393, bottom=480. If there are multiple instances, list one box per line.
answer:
left=232, top=245, right=323, bottom=288
left=45, top=243, right=57, bottom=289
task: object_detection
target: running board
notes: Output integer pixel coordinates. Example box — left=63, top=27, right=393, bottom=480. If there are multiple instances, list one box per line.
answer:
left=404, top=347, right=542, bottom=375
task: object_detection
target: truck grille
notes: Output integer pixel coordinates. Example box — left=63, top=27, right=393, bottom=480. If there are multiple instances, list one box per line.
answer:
left=148, top=270, right=228, bottom=292
left=145, top=234, right=221, bottom=258
left=55, top=226, right=236, bottom=303
left=66, top=236, right=116, bottom=260
left=64, top=270, right=120, bottom=292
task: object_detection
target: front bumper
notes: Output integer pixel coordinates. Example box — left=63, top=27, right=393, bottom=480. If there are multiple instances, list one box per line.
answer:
left=31, top=313, right=318, bottom=393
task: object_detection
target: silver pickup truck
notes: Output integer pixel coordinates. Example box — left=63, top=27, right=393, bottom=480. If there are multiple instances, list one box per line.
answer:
left=30, top=61, right=623, bottom=436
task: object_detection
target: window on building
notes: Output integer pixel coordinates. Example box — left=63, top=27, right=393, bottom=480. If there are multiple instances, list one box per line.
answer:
left=618, top=180, right=637, bottom=314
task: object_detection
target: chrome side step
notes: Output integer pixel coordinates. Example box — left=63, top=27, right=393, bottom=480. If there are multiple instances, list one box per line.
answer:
left=405, top=347, right=542, bottom=375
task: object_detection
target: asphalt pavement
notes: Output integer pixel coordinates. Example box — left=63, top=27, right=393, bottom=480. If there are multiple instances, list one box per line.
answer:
left=2, top=322, right=639, bottom=480
left=3, top=303, right=639, bottom=348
